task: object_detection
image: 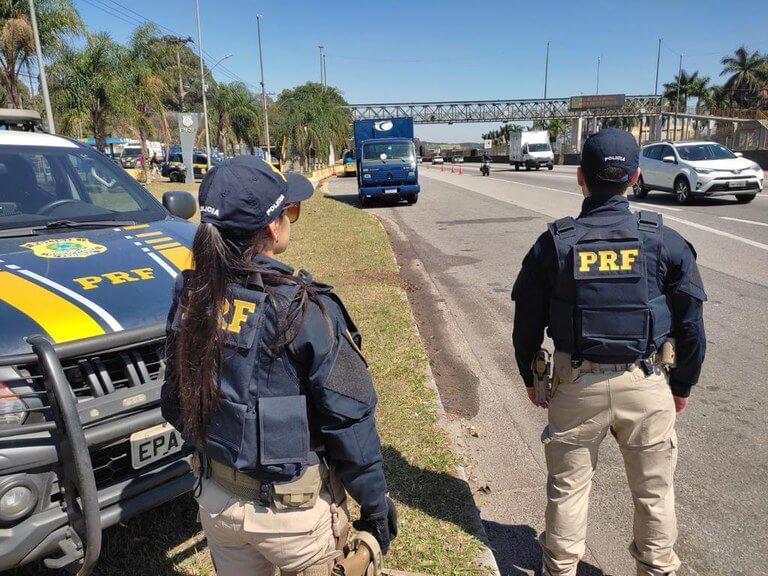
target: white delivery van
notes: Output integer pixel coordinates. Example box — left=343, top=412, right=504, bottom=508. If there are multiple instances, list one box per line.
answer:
left=508, top=131, right=554, bottom=171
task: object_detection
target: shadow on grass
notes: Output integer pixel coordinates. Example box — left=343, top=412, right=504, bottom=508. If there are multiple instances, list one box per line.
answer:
left=9, top=494, right=208, bottom=576
left=384, top=446, right=603, bottom=576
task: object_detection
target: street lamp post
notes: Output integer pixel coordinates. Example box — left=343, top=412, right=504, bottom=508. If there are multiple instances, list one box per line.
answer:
left=544, top=41, right=550, bottom=99
left=596, top=56, right=601, bottom=95
left=674, top=54, right=683, bottom=141
left=28, top=0, right=55, bottom=133
left=318, top=45, right=325, bottom=87
left=256, top=14, right=271, bottom=162
left=195, top=0, right=212, bottom=169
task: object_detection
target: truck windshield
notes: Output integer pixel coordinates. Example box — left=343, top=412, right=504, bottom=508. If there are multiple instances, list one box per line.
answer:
left=362, top=142, right=414, bottom=163
left=528, top=143, right=551, bottom=152
left=0, top=145, right=166, bottom=231
left=676, top=143, right=736, bottom=161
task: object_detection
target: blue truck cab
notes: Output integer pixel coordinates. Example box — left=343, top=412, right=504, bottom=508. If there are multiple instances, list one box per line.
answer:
left=354, top=118, right=419, bottom=205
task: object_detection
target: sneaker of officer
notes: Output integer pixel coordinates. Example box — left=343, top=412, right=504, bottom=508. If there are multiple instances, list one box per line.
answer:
left=511, top=128, right=707, bottom=576
left=161, top=156, right=397, bottom=576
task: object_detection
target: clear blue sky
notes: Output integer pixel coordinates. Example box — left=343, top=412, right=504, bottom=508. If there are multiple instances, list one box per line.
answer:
left=75, top=0, right=768, bottom=142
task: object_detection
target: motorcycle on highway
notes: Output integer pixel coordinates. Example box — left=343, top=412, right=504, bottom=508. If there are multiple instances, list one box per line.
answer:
left=481, top=154, right=492, bottom=176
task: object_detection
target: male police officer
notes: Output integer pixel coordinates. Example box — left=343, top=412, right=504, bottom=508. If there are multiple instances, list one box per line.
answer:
left=511, top=129, right=706, bottom=576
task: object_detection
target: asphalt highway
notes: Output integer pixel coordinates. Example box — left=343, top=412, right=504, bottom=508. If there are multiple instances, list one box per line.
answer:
left=326, top=165, right=767, bottom=576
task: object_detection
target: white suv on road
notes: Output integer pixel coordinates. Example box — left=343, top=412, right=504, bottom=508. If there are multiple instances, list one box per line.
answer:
left=635, top=141, right=764, bottom=204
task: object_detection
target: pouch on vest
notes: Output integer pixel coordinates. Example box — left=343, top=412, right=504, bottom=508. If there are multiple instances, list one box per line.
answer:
left=258, top=395, right=310, bottom=466
left=572, top=230, right=650, bottom=360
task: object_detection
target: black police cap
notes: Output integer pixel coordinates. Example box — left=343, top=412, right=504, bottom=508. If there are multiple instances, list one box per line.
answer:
left=198, top=156, right=313, bottom=234
left=580, top=128, right=640, bottom=184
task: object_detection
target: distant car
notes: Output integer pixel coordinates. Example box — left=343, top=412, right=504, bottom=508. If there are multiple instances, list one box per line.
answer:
left=451, top=155, right=464, bottom=163
left=341, top=150, right=356, bottom=177
left=432, top=155, right=444, bottom=165
left=636, top=140, right=764, bottom=204
left=161, top=152, right=210, bottom=183
left=416, top=156, right=423, bottom=164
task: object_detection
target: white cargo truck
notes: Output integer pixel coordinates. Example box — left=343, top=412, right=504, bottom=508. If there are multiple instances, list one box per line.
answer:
left=508, top=131, right=554, bottom=171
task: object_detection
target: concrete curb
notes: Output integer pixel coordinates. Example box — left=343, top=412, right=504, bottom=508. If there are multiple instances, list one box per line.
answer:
left=372, top=215, right=502, bottom=576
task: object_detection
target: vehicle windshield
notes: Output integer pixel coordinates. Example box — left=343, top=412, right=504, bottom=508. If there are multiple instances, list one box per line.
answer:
left=121, top=148, right=142, bottom=158
left=0, top=145, right=166, bottom=231
left=677, top=143, right=737, bottom=161
left=528, top=143, right=551, bottom=152
left=362, top=141, right=415, bottom=163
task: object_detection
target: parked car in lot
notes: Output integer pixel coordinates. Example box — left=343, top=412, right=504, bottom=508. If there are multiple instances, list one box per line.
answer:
left=161, top=152, right=210, bottom=182
left=0, top=110, right=198, bottom=573
left=451, top=155, right=464, bottom=163
left=636, top=140, right=764, bottom=204
left=432, top=155, right=444, bottom=165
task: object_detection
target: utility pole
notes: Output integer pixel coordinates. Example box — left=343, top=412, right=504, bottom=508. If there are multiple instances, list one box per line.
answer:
left=161, top=36, right=194, bottom=112
left=256, top=14, right=271, bottom=162
left=29, top=0, right=55, bottom=133
left=322, top=52, right=327, bottom=88
left=596, top=55, right=601, bottom=95
left=544, top=41, right=550, bottom=99
left=654, top=37, right=662, bottom=95
left=195, top=0, right=212, bottom=168
left=318, top=45, right=324, bottom=87
left=674, top=54, right=683, bottom=141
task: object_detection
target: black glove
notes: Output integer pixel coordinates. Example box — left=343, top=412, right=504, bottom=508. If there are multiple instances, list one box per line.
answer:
left=353, top=497, right=398, bottom=554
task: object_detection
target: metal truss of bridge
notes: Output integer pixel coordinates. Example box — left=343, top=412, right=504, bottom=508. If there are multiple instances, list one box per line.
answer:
left=347, top=95, right=664, bottom=124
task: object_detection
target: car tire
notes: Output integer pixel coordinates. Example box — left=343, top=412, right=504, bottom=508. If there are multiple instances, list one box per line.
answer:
left=359, top=194, right=367, bottom=207
left=515, top=163, right=520, bottom=171
left=548, top=164, right=554, bottom=170
left=633, top=176, right=649, bottom=199
left=736, top=194, right=756, bottom=204
left=525, top=162, right=531, bottom=171
left=169, top=171, right=181, bottom=183
left=674, top=177, right=692, bottom=204
left=535, top=165, right=541, bottom=171
left=407, top=195, right=418, bottom=204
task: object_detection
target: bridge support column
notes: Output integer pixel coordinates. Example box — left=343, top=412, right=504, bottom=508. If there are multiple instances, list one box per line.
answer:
left=570, top=117, right=584, bottom=153
left=650, top=116, right=663, bottom=141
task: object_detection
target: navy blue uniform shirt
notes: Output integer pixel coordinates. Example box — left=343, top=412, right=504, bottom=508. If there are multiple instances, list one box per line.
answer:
left=162, top=255, right=388, bottom=514
left=511, top=195, right=707, bottom=398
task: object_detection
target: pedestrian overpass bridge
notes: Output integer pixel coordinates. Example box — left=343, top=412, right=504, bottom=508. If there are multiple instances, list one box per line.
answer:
left=346, top=95, right=664, bottom=124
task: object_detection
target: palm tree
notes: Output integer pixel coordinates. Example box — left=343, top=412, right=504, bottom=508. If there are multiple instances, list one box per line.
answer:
left=0, top=0, right=82, bottom=108
left=121, top=25, right=171, bottom=181
left=720, top=46, right=768, bottom=108
left=49, top=32, right=122, bottom=150
left=211, top=82, right=262, bottom=155
left=273, top=82, right=351, bottom=170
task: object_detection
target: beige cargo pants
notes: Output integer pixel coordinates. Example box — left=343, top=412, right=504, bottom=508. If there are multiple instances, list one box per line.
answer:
left=540, top=352, right=680, bottom=576
left=195, top=475, right=345, bottom=576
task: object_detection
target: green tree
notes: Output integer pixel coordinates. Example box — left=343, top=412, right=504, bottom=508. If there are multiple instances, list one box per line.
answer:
left=720, top=46, right=767, bottom=108
left=121, top=24, right=172, bottom=181
left=0, top=0, right=82, bottom=109
left=49, top=32, right=122, bottom=150
left=273, top=82, right=351, bottom=170
left=210, top=81, right=263, bottom=155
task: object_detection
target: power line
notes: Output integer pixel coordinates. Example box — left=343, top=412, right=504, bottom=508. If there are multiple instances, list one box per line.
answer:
left=76, top=0, right=259, bottom=91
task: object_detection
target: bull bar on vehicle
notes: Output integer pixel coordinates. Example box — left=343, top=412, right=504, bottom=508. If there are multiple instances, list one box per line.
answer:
left=0, top=325, right=194, bottom=575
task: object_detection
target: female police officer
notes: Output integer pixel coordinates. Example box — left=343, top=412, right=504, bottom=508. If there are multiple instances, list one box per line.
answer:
left=161, top=156, right=396, bottom=576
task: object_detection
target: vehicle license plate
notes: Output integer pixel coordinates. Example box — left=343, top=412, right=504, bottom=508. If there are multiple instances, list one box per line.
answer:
left=729, top=180, right=747, bottom=188
left=384, top=189, right=398, bottom=194
left=130, top=423, right=184, bottom=469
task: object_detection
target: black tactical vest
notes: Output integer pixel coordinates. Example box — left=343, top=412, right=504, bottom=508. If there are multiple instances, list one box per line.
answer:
left=548, top=211, right=672, bottom=363
left=171, top=274, right=317, bottom=482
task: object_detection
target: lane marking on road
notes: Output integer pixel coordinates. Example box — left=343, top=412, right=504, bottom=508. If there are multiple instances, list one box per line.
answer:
left=433, top=173, right=768, bottom=252
left=720, top=216, right=768, bottom=227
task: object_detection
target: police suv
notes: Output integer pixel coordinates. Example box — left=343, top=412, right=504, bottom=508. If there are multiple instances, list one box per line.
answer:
left=0, top=110, right=198, bottom=573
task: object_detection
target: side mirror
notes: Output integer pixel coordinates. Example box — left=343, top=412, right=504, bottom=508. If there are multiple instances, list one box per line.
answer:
left=734, top=152, right=743, bottom=157
left=662, top=155, right=676, bottom=164
left=162, top=191, right=197, bottom=220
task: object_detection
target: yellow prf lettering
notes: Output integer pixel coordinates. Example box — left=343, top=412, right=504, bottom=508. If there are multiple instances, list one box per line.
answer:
left=73, top=275, right=103, bottom=290
left=598, top=250, right=620, bottom=271
left=620, top=248, right=639, bottom=270
left=578, top=251, right=598, bottom=272
left=102, top=271, right=138, bottom=285
left=227, top=299, right=256, bottom=333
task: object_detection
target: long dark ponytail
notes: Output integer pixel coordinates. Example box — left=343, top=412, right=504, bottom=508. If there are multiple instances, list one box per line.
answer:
left=174, top=222, right=332, bottom=444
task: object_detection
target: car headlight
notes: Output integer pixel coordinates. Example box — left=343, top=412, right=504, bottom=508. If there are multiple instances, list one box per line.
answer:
left=0, top=378, right=28, bottom=427
left=363, top=174, right=371, bottom=179
left=694, top=167, right=712, bottom=174
left=408, top=171, right=415, bottom=178
left=750, top=163, right=762, bottom=172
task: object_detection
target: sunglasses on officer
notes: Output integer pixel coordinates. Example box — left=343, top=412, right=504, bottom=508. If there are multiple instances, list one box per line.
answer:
left=282, top=203, right=301, bottom=224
